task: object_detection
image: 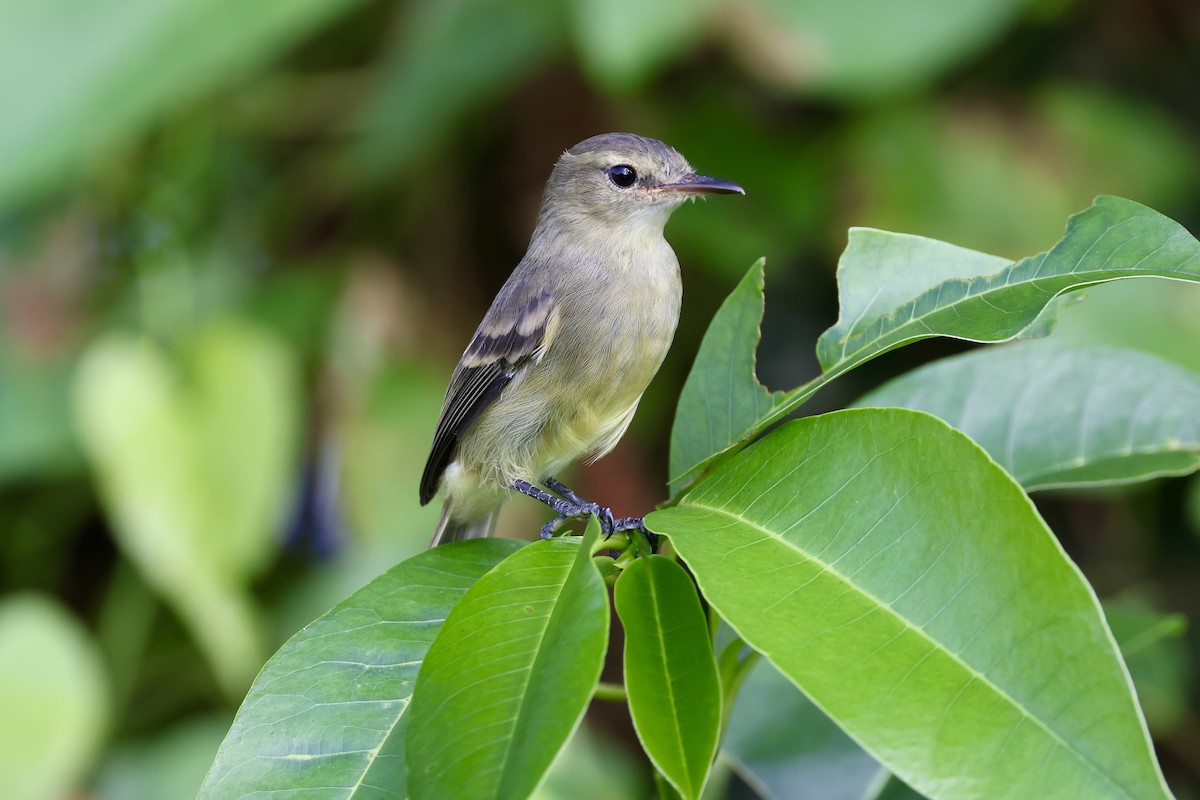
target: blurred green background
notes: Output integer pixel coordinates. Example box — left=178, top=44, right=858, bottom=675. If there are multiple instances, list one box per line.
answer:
left=1, top=0, right=1198, bottom=798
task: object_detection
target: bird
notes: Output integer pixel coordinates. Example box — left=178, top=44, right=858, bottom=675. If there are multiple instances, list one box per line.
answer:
left=419, top=132, right=743, bottom=547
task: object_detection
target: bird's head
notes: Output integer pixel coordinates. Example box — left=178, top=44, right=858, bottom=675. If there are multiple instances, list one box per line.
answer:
left=539, top=133, right=744, bottom=230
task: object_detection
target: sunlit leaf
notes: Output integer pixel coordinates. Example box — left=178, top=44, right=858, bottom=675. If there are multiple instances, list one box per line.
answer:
left=857, top=342, right=1200, bottom=490
left=0, top=595, right=109, bottom=800
left=200, top=539, right=521, bottom=799
left=616, top=555, right=720, bottom=799
left=649, top=408, right=1170, bottom=799
left=672, top=196, right=1200, bottom=491
left=669, top=259, right=781, bottom=494
left=406, top=524, right=608, bottom=800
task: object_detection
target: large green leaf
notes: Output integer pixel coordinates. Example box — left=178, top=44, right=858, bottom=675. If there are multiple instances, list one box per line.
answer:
left=725, top=606, right=1187, bottom=800
left=199, top=538, right=522, bottom=799
left=0, top=595, right=109, bottom=800
left=74, top=322, right=299, bottom=695
left=648, top=409, right=1170, bottom=799
left=669, top=259, right=782, bottom=494
left=0, top=0, right=358, bottom=213
left=406, top=525, right=609, bottom=800
left=856, top=342, right=1200, bottom=490
left=670, top=196, right=1200, bottom=492
left=615, top=556, right=720, bottom=800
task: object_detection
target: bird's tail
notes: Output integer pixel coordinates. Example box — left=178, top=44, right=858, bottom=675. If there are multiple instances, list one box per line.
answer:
left=429, top=501, right=498, bottom=548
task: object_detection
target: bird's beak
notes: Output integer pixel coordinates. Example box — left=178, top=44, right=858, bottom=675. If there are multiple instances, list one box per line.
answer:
left=657, top=173, right=745, bottom=195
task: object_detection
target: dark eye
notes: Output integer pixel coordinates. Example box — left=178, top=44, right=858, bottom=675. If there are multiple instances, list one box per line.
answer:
left=607, top=164, right=637, bottom=188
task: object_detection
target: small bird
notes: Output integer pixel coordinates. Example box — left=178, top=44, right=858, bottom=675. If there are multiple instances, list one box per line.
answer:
left=420, top=133, right=743, bottom=546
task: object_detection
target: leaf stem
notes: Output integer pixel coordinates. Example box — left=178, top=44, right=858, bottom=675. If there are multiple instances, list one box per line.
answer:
left=593, top=681, right=627, bottom=702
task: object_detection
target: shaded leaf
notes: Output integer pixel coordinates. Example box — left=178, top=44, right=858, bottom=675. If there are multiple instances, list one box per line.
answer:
left=351, top=0, right=561, bottom=179
left=1105, top=598, right=1191, bottom=734
left=616, top=556, right=720, bottom=799
left=0, top=595, right=109, bottom=800
left=407, top=524, right=608, bottom=800
left=722, top=659, right=879, bottom=800
left=200, top=538, right=522, bottom=799
left=0, top=0, right=360, bottom=213
left=649, top=408, right=1170, bottom=799
left=856, top=342, right=1200, bottom=490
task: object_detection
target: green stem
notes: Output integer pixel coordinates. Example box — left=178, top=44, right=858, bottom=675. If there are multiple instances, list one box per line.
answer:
left=593, top=682, right=628, bottom=702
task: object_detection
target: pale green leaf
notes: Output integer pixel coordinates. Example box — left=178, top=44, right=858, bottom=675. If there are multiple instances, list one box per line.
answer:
left=74, top=322, right=299, bottom=695
left=96, top=716, right=230, bottom=800
left=0, top=595, right=109, bottom=800
left=200, top=538, right=522, bottom=799
left=856, top=342, right=1200, bottom=490
left=406, top=524, right=609, bottom=800
left=649, top=408, right=1170, bottom=799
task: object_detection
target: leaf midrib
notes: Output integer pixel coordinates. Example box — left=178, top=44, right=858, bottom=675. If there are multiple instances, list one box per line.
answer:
left=678, top=500, right=1140, bottom=800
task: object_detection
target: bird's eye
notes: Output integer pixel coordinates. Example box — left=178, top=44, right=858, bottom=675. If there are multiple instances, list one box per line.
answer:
left=607, top=164, right=637, bottom=188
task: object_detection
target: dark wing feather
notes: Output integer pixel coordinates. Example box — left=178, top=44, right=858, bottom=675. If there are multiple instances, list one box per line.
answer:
left=419, top=282, right=557, bottom=505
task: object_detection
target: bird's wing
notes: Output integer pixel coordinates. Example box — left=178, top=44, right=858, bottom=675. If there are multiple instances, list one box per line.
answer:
left=419, top=280, right=559, bottom=505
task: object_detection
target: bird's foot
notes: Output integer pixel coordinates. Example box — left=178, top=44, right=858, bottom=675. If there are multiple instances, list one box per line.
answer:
left=538, top=502, right=616, bottom=540
left=512, top=479, right=658, bottom=551
left=511, top=479, right=620, bottom=539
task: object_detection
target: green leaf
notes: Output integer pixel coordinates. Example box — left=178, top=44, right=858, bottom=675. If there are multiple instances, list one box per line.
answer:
left=722, top=659, right=880, bottom=800
left=406, top=524, right=609, bottom=800
left=570, top=0, right=715, bottom=90
left=0, top=0, right=360, bottom=213
left=615, top=556, right=721, bottom=800
left=856, top=342, right=1200, bottom=490
left=96, top=716, right=230, bottom=800
left=74, top=321, right=299, bottom=695
left=350, top=0, right=561, bottom=179
left=669, top=259, right=782, bottom=494
left=0, top=594, right=109, bottom=800
left=199, top=538, right=522, bottom=799
left=817, top=196, right=1199, bottom=375
left=671, top=196, right=1200, bottom=492
left=1105, top=598, right=1191, bottom=734
left=648, top=408, right=1170, bottom=799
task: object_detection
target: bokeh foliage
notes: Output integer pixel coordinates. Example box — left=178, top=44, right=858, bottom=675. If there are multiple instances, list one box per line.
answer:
left=1, top=0, right=1198, bottom=797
